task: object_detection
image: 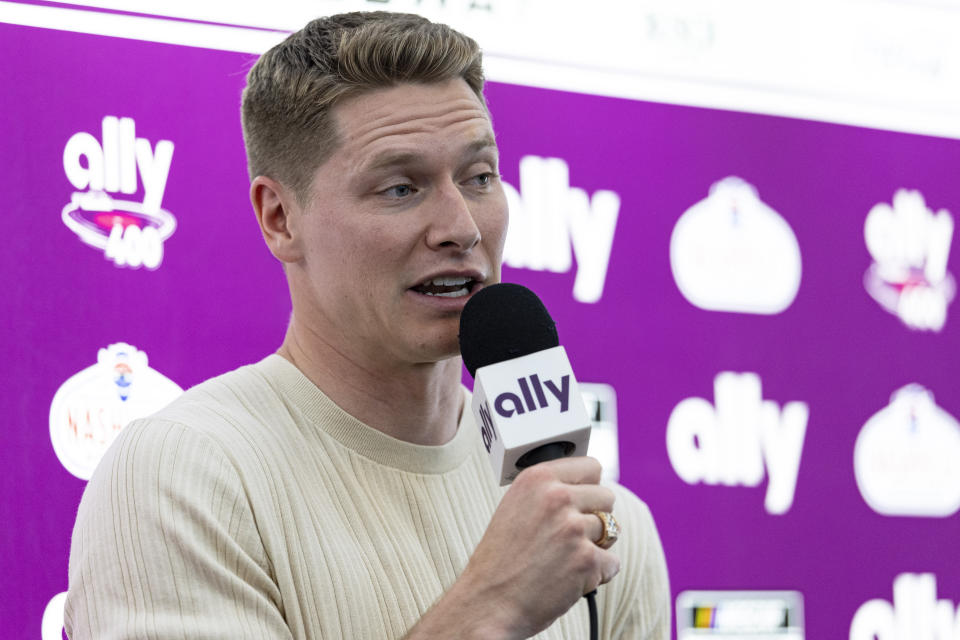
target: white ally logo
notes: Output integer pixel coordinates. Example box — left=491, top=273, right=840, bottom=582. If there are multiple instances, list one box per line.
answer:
left=666, top=371, right=809, bottom=514
left=62, top=116, right=176, bottom=269
left=854, top=384, right=960, bottom=518
left=502, top=156, right=620, bottom=303
left=850, top=573, right=960, bottom=640
left=671, top=177, right=802, bottom=314
left=49, top=342, right=182, bottom=480
left=864, top=189, right=955, bottom=331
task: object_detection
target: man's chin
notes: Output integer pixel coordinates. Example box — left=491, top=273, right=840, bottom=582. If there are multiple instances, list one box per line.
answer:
left=418, top=347, right=461, bottom=366
left=406, top=337, right=461, bottom=367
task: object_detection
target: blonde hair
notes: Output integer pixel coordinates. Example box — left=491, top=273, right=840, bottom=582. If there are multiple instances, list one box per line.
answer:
left=241, top=11, right=486, bottom=201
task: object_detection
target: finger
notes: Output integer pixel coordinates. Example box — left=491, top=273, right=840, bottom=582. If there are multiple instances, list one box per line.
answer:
left=583, top=548, right=621, bottom=594
left=567, top=484, right=615, bottom=514
left=597, top=548, right=620, bottom=585
left=537, top=456, right=603, bottom=485
left=581, top=512, right=606, bottom=546
left=579, top=511, right=619, bottom=550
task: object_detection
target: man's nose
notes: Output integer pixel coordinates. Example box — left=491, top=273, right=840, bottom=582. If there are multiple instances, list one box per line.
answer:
left=425, top=180, right=482, bottom=251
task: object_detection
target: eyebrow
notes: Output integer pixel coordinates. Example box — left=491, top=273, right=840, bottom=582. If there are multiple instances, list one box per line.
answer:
left=364, top=135, right=499, bottom=173
left=463, top=135, right=499, bottom=157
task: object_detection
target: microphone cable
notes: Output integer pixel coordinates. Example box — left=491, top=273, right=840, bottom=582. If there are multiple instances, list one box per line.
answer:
left=585, top=589, right=599, bottom=640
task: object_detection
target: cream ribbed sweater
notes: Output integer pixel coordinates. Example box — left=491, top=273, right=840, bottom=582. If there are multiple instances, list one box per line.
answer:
left=65, top=355, right=669, bottom=639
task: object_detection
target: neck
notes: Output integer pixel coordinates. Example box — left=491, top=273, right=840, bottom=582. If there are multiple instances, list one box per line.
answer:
left=277, top=320, right=464, bottom=446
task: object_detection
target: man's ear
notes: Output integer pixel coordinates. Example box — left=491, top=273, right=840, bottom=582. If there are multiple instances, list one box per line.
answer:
left=250, top=175, right=302, bottom=263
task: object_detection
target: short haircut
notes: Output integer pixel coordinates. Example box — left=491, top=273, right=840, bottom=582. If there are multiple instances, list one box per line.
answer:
left=241, top=11, right=486, bottom=202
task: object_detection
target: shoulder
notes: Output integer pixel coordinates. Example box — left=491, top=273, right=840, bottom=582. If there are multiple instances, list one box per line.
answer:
left=153, top=357, right=285, bottom=434
left=78, top=415, right=246, bottom=531
left=72, top=356, right=304, bottom=540
left=79, top=357, right=290, bottom=515
left=108, top=356, right=297, bottom=467
left=66, top=400, right=287, bottom=639
left=71, top=365, right=281, bottom=583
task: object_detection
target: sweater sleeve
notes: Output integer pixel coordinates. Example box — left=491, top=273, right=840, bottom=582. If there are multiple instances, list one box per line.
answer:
left=602, top=485, right=672, bottom=640
left=64, top=418, right=293, bottom=640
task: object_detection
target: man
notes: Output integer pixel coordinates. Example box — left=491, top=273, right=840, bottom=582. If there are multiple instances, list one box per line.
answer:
left=65, top=11, right=669, bottom=639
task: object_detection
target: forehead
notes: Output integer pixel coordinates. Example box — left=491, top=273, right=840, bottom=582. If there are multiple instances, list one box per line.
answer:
left=328, top=79, right=496, bottom=169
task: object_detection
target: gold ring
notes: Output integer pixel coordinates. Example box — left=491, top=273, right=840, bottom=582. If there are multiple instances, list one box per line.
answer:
left=593, top=511, right=620, bottom=548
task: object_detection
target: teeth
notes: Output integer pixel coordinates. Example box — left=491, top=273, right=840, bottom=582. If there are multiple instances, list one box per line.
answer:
left=429, top=276, right=471, bottom=286
left=424, top=287, right=470, bottom=297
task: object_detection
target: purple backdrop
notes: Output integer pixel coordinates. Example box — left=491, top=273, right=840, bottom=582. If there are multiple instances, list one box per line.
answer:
left=3, top=20, right=958, bottom=639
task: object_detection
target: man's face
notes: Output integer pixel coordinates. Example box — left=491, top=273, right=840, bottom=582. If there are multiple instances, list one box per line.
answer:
left=289, top=79, right=508, bottom=367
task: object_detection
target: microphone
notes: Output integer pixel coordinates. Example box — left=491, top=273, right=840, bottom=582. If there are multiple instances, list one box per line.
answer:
left=459, top=283, right=592, bottom=485
left=460, top=283, right=603, bottom=640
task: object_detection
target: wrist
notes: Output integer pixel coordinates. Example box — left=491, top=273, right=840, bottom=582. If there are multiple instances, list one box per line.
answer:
left=405, top=570, right=525, bottom=640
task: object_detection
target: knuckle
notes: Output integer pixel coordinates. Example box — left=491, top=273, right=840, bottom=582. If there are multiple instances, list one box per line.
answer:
left=572, top=545, right=597, bottom=573
left=517, top=463, right=552, bottom=487
left=562, top=516, right=586, bottom=540
left=583, top=456, right=603, bottom=479
left=510, top=469, right=538, bottom=495
left=599, top=487, right=616, bottom=511
left=543, top=484, right=573, bottom=510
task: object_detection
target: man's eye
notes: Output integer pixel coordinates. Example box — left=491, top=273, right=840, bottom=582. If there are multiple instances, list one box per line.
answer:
left=384, top=184, right=414, bottom=198
left=471, top=173, right=497, bottom=187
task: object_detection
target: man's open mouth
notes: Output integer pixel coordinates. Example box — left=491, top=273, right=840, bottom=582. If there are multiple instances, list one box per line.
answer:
left=410, top=276, right=477, bottom=298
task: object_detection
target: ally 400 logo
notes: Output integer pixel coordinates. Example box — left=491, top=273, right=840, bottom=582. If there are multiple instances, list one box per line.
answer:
left=61, top=116, right=176, bottom=269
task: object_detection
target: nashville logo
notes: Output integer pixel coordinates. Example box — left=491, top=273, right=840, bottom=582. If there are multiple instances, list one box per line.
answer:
left=49, top=342, right=183, bottom=480
left=61, top=116, right=176, bottom=269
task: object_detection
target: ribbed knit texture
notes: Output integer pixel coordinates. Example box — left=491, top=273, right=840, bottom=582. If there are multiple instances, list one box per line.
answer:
left=65, top=355, right=670, bottom=639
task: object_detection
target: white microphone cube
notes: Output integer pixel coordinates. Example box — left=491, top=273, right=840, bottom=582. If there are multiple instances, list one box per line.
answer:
left=471, top=346, right=592, bottom=485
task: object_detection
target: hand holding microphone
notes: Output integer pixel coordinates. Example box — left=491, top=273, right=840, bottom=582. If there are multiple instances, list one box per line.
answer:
left=450, top=456, right=620, bottom=639
left=455, top=284, right=621, bottom=638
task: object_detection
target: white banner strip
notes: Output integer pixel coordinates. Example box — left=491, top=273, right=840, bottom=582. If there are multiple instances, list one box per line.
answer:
left=0, top=1, right=288, bottom=53
left=2, top=0, right=959, bottom=139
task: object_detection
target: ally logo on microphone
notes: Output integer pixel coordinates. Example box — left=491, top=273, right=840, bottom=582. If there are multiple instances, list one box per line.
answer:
left=477, top=373, right=573, bottom=455
left=492, top=374, right=571, bottom=418
left=472, top=348, right=591, bottom=485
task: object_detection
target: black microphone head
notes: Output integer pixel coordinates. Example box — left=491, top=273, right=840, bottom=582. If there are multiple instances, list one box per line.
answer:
left=458, top=283, right=559, bottom=378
